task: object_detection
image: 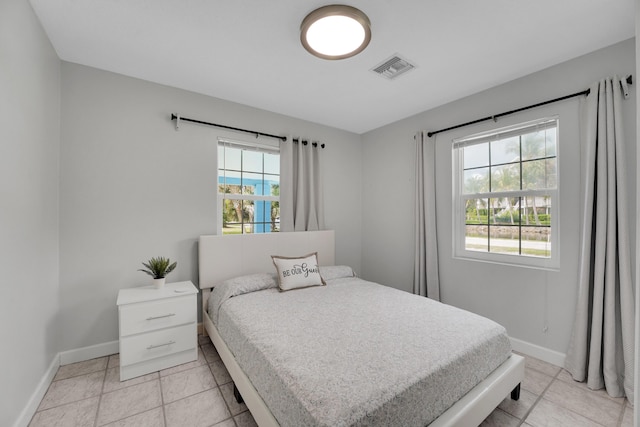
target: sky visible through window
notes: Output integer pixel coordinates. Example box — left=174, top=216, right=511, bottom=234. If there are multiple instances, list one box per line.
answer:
left=218, top=144, right=280, bottom=235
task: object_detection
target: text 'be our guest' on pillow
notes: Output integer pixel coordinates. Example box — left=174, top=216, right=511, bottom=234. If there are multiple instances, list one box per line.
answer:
left=271, top=252, right=325, bottom=291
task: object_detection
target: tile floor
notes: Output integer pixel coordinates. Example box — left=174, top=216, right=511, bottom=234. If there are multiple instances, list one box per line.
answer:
left=29, top=337, right=633, bottom=427
left=481, top=351, right=633, bottom=427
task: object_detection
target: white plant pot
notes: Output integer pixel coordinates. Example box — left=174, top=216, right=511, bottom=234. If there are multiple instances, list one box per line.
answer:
left=153, top=278, right=166, bottom=289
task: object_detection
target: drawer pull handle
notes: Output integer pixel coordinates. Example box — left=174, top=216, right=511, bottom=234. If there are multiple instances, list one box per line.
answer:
left=147, top=340, right=176, bottom=350
left=146, top=313, right=176, bottom=320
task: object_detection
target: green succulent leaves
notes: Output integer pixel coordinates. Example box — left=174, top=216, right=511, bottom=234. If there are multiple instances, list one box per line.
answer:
left=138, top=256, right=177, bottom=279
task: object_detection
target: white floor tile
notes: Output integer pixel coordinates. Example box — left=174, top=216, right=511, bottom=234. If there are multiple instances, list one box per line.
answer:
left=209, top=360, right=232, bottom=385
left=96, top=380, right=162, bottom=426
left=234, top=410, right=258, bottom=427
left=543, top=378, right=622, bottom=426
left=526, top=398, right=604, bottom=427
left=54, top=357, right=108, bottom=381
left=100, top=407, right=165, bottom=427
left=160, top=365, right=216, bottom=403
left=29, top=346, right=629, bottom=427
left=522, top=368, right=554, bottom=396
left=480, top=408, right=520, bottom=427
left=39, top=371, right=105, bottom=411
left=219, top=383, right=248, bottom=416
left=164, top=389, right=230, bottom=427
left=103, top=367, right=158, bottom=393
left=29, top=397, right=99, bottom=427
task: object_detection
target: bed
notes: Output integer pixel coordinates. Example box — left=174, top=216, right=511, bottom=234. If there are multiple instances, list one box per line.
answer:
left=199, top=230, right=524, bottom=427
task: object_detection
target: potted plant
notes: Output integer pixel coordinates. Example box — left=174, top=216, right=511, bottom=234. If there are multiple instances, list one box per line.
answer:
left=138, top=256, right=177, bottom=289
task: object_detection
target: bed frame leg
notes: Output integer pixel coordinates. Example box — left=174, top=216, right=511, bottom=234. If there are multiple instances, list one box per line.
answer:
left=510, top=383, right=521, bottom=401
left=233, top=383, right=244, bottom=404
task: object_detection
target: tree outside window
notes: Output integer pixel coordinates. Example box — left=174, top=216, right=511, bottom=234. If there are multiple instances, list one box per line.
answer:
left=454, top=118, right=558, bottom=268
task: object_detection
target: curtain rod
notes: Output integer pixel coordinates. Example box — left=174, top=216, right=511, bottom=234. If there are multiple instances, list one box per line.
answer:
left=427, top=75, right=633, bottom=138
left=171, top=113, right=287, bottom=141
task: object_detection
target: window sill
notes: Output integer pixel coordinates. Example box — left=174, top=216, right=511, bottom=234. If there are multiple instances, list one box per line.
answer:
left=452, top=252, right=560, bottom=271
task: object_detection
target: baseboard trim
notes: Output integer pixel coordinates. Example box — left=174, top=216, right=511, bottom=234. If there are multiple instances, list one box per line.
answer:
left=59, top=340, right=119, bottom=365
left=510, top=337, right=566, bottom=367
left=15, top=325, right=208, bottom=427
left=58, top=326, right=207, bottom=364
left=12, top=354, right=60, bottom=427
left=15, top=341, right=119, bottom=426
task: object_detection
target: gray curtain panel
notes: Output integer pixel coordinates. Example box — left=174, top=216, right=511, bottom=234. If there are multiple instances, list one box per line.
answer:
left=413, top=131, right=440, bottom=300
left=280, top=138, right=324, bottom=232
left=565, top=76, right=635, bottom=401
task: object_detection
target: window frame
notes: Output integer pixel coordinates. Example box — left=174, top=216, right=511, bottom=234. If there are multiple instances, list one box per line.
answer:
left=452, top=117, right=560, bottom=270
left=217, top=137, right=280, bottom=235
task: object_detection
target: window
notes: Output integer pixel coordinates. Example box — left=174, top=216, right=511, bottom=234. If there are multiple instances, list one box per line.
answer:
left=218, top=139, right=280, bottom=235
left=453, top=118, right=559, bottom=269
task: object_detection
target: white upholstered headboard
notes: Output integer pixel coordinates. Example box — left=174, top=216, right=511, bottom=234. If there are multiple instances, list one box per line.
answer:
left=198, top=230, right=335, bottom=289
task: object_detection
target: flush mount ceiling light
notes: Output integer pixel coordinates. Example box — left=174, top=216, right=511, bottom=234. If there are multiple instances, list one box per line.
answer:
left=300, top=5, right=371, bottom=60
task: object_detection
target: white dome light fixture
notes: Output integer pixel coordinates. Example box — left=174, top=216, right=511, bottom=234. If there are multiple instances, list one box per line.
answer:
left=300, top=5, right=371, bottom=60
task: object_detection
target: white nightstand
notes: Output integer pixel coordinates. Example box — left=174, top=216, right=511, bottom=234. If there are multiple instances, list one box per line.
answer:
left=116, top=281, right=198, bottom=381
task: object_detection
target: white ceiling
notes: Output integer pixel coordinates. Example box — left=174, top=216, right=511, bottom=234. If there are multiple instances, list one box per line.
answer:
left=30, top=0, right=634, bottom=134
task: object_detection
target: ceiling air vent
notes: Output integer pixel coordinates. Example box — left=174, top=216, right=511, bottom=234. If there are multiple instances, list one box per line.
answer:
left=371, top=54, right=415, bottom=80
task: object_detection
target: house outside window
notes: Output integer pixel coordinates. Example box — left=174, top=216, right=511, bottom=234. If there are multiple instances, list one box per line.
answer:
left=218, top=139, right=279, bottom=235
left=452, top=117, right=559, bottom=269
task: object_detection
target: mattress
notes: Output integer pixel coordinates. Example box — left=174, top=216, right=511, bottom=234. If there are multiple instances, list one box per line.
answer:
left=209, top=272, right=512, bottom=427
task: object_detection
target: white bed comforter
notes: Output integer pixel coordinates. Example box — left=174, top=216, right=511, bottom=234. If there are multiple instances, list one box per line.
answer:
left=210, top=274, right=511, bottom=427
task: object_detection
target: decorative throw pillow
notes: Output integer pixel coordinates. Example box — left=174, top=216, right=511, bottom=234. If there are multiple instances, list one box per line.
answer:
left=319, top=265, right=356, bottom=281
left=271, top=252, right=325, bottom=291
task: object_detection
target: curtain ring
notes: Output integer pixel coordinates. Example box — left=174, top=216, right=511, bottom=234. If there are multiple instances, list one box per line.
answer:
left=620, top=75, right=630, bottom=99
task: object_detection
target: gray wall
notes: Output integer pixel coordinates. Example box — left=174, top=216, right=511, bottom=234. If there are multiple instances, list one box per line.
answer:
left=361, top=39, right=636, bottom=355
left=59, top=63, right=362, bottom=351
left=0, top=1, right=61, bottom=426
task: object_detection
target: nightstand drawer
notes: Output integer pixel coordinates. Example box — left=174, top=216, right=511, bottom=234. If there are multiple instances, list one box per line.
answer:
left=119, top=295, right=195, bottom=336
left=119, top=323, right=196, bottom=366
